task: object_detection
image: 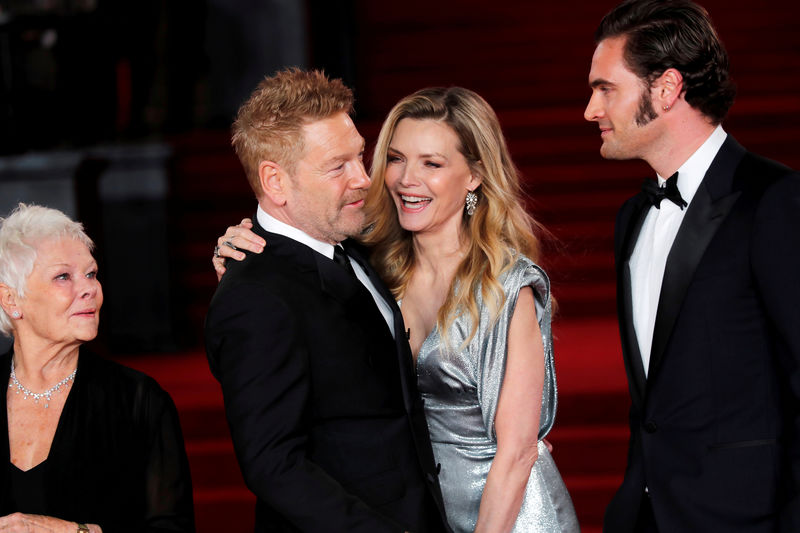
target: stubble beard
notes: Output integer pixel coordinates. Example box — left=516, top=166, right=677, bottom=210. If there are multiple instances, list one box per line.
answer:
left=322, top=200, right=368, bottom=243
left=333, top=215, right=366, bottom=241
left=601, top=86, right=659, bottom=160
left=289, top=181, right=368, bottom=243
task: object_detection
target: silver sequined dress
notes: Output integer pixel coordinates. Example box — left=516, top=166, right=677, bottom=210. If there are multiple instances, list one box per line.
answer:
left=415, top=256, right=579, bottom=533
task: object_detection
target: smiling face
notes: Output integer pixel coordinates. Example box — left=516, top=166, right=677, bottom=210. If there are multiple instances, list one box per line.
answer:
left=383, top=118, right=480, bottom=238
left=283, top=112, right=370, bottom=244
left=584, top=36, right=663, bottom=161
left=16, top=238, right=103, bottom=347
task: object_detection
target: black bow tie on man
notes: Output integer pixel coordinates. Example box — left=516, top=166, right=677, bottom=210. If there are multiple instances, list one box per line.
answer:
left=642, top=172, right=688, bottom=210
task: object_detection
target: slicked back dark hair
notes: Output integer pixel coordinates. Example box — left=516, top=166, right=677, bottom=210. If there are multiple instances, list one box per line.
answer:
left=596, top=0, right=736, bottom=124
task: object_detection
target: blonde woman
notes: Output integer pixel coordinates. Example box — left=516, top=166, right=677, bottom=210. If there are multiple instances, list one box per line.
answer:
left=215, top=87, right=578, bottom=533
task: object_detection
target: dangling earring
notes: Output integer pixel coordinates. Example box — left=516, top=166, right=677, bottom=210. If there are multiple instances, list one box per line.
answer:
left=11, top=311, right=20, bottom=319
left=465, top=191, right=478, bottom=216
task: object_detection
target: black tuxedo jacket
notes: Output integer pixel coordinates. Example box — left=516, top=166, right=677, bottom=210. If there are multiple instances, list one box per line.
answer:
left=605, top=136, right=800, bottom=532
left=205, top=219, right=449, bottom=533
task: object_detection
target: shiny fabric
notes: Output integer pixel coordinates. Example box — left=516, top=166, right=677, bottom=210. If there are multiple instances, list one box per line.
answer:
left=415, top=257, right=579, bottom=532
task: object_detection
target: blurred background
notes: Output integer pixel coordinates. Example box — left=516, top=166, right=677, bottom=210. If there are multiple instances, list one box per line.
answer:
left=1, top=0, right=798, bottom=530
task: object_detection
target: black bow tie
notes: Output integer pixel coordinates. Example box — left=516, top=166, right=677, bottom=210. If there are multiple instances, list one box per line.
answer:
left=641, top=172, right=687, bottom=210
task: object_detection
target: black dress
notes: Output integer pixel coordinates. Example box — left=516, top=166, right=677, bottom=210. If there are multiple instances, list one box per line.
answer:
left=0, top=349, right=195, bottom=532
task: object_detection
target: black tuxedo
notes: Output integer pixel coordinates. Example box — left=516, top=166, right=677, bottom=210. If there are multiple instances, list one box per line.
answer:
left=605, top=136, right=800, bottom=532
left=205, top=218, right=449, bottom=532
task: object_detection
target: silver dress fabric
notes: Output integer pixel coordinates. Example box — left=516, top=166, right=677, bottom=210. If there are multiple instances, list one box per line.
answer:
left=415, top=256, right=579, bottom=532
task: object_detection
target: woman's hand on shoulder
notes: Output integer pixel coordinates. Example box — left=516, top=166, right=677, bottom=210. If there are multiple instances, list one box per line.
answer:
left=213, top=218, right=266, bottom=281
left=0, top=513, right=102, bottom=532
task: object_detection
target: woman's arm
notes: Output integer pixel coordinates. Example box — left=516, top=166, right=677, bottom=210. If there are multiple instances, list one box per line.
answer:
left=474, top=286, right=544, bottom=533
left=140, top=386, right=196, bottom=532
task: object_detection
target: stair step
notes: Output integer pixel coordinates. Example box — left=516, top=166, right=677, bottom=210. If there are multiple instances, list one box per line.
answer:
left=187, top=439, right=247, bottom=488
left=549, top=426, right=629, bottom=477
left=563, top=474, right=621, bottom=528
left=193, top=487, right=255, bottom=533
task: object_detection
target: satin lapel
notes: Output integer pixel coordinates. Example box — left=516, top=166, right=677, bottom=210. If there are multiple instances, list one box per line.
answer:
left=647, top=138, right=746, bottom=381
left=616, top=195, right=650, bottom=265
left=313, top=253, right=398, bottom=363
left=314, top=251, right=374, bottom=309
left=345, top=242, right=415, bottom=413
left=346, top=242, right=398, bottom=313
left=621, top=263, right=647, bottom=407
left=616, top=195, right=650, bottom=407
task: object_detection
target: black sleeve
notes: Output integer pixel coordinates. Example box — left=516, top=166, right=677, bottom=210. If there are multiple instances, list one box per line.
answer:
left=205, top=282, right=402, bottom=533
left=52, top=358, right=196, bottom=533
left=751, top=173, right=800, bottom=531
left=140, top=383, right=196, bottom=532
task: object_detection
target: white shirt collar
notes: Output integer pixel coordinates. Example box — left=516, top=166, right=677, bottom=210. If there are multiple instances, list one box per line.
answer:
left=657, top=124, right=727, bottom=205
left=256, top=205, right=336, bottom=260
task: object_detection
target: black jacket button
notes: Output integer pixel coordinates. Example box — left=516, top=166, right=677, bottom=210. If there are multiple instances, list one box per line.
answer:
left=644, top=421, right=658, bottom=433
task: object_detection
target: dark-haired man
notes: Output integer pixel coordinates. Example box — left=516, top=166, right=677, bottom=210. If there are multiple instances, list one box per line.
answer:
left=584, top=1, right=800, bottom=531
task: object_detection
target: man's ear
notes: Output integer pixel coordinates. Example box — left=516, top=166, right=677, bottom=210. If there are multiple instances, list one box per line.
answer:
left=258, top=160, right=288, bottom=206
left=654, top=68, right=684, bottom=111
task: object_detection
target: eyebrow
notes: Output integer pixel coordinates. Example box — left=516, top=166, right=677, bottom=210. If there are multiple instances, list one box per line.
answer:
left=387, top=146, right=448, bottom=160
left=45, top=261, right=97, bottom=269
left=322, top=139, right=366, bottom=167
left=590, top=78, right=615, bottom=88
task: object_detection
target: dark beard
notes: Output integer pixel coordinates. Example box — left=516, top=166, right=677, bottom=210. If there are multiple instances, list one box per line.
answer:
left=635, top=87, right=658, bottom=127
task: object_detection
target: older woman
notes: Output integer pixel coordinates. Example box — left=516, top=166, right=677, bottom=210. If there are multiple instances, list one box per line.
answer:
left=215, top=87, right=578, bottom=532
left=0, top=204, right=194, bottom=532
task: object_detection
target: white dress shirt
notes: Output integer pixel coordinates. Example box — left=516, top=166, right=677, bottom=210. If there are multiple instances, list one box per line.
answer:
left=629, top=125, right=727, bottom=376
left=256, top=206, right=395, bottom=338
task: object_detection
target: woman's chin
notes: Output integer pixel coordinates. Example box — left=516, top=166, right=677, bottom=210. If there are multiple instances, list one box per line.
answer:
left=73, top=325, right=100, bottom=344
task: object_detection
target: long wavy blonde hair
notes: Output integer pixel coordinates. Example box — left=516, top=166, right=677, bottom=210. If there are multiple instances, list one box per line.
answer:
left=362, top=87, right=543, bottom=345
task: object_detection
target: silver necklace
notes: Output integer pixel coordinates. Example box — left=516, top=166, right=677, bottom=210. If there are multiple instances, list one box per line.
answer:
left=8, top=359, right=77, bottom=409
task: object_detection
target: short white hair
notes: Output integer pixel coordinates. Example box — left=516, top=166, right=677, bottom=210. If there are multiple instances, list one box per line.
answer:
left=0, top=203, right=94, bottom=337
